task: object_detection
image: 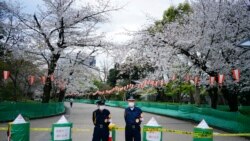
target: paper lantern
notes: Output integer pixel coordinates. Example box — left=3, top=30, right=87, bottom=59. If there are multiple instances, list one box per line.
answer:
left=3, top=71, right=10, bottom=80
left=209, top=76, right=215, bottom=86
left=172, top=74, right=177, bottom=80
left=194, top=76, right=200, bottom=85
left=218, top=74, right=225, bottom=84
left=28, top=75, right=35, bottom=85
left=58, top=81, right=66, bottom=90
left=40, top=76, right=46, bottom=84
left=50, top=74, right=54, bottom=81
left=232, top=69, right=240, bottom=82
left=160, top=80, right=164, bottom=86
left=185, top=74, right=190, bottom=82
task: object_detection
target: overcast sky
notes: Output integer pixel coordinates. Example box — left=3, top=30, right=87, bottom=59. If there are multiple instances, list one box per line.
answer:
left=19, top=0, right=185, bottom=43
left=18, top=0, right=185, bottom=67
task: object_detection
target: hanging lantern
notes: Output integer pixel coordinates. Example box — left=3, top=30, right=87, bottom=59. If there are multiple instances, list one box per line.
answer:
left=58, top=80, right=66, bottom=90
left=185, top=74, right=190, bottom=82
left=209, top=76, right=215, bottom=86
left=28, top=75, right=35, bottom=85
left=40, top=76, right=46, bottom=84
left=172, top=74, right=177, bottom=80
left=50, top=74, right=54, bottom=81
left=218, top=74, right=225, bottom=85
left=160, top=80, right=164, bottom=86
left=3, top=71, right=10, bottom=80
left=232, top=69, right=240, bottom=82
left=153, top=81, right=157, bottom=87
left=194, top=76, right=200, bottom=86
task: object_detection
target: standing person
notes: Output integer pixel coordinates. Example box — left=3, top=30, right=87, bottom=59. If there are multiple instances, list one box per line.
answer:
left=92, top=100, right=111, bottom=141
left=124, top=96, right=143, bottom=141
left=70, top=98, right=73, bottom=108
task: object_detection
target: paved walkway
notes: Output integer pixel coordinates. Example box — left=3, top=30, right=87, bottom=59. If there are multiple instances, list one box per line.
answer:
left=0, top=102, right=249, bottom=141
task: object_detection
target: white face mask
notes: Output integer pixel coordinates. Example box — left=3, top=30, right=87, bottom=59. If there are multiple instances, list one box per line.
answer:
left=99, top=105, right=105, bottom=111
left=128, top=102, right=135, bottom=108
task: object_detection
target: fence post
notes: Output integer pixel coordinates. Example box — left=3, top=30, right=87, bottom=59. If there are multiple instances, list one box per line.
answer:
left=8, top=114, right=30, bottom=141
left=193, top=119, right=213, bottom=141
left=143, top=117, right=162, bottom=141
left=51, top=115, right=73, bottom=141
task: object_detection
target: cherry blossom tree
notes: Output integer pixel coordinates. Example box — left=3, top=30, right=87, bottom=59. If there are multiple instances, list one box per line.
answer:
left=6, top=0, right=118, bottom=102
left=121, top=0, right=250, bottom=110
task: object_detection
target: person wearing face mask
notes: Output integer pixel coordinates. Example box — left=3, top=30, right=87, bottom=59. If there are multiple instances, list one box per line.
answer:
left=124, top=95, right=143, bottom=141
left=92, top=100, right=111, bottom=141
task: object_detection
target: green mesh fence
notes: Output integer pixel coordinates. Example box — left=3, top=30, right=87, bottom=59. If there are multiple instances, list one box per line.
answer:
left=76, top=99, right=250, bottom=133
left=0, top=102, right=65, bottom=122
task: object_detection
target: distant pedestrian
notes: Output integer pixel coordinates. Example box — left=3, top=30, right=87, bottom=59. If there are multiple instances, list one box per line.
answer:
left=92, top=100, right=112, bottom=141
left=70, top=98, right=73, bottom=108
left=124, top=96, right=143, bottom=141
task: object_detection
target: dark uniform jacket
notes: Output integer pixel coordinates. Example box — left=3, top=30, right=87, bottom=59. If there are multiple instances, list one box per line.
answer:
left=124, top=107, right=143, bottom=125
left=92, top=109, right=111, bottom=127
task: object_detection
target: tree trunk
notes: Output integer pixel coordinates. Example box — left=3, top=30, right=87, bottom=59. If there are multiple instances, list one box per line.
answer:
left=58, top=89, right=66, bottom=102
left=208, top=86, right=218, bottom=109
left=194, top=86, right=201, bottom=105
left=189, top=91, right=195, bottom=104
left=42, top=77, right=52, bottom=103
left=222, top=85, right=238, bottom=111
left=42, top=54, right=60, bottom=103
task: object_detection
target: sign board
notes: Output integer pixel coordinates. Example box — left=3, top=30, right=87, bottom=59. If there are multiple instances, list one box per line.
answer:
left=146, top=131, right=161, bottom=141
left=54, top=127, right=70, bottom=140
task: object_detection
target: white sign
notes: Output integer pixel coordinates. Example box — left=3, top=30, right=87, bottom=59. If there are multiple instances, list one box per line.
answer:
left=54, top=127, right=70, bottom=140
left=146, top=131, right=161, bottom=141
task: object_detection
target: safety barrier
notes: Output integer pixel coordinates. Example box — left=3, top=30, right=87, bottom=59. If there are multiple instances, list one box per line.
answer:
left=73, top=99, right=250, bottom=133
left=1, top=124, right=250, bottom=140
left=0, top=102, right=65, bottom=122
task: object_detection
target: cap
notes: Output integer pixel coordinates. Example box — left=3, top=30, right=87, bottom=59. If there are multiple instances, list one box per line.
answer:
left=96, top=100, right=105, bottom=105
left=127, top=95, right=135, bottom=101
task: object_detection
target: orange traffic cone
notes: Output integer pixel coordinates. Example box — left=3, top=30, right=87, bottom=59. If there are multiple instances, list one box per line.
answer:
left=108, top=131, right=112, bottom=141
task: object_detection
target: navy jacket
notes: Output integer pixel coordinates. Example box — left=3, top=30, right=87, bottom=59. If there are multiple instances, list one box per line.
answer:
left=124, top=107, right=142, bottom=125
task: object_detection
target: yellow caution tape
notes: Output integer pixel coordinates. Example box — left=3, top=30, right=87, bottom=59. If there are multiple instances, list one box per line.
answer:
left=0, top=127, right=90, bottom=132
left=114, top=127, right=125, bottom=131
left=72, top=128, right=91, bottom=132
left=30, top=128, right=51, bottom=132
left=0, top=127, right=8, bottom=131
left=213, top=133, right=250, bottom=137
left=1, top=126, right=250, bottom=137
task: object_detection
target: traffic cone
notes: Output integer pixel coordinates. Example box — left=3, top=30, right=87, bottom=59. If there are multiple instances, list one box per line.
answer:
left=108, top=131, right=112, bottom=141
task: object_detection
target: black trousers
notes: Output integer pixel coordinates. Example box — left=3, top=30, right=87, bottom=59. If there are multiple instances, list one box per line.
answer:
left=125, top=125, right=141, bottom=141
left=92, top=126, right=109, bottom=141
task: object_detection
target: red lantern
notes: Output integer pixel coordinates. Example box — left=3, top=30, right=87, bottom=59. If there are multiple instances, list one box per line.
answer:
left=194, top=76, right=200, bottom=85
left=28, top=75, right=35, bottom=85
left=50, top=74, right=54, bottom=81
left=3, top=71, right=10, bottom=80
left=58, top=80, right=66, bottom=90
left=232, top=69, right=240, bottom=82
left=40, top=76, right=46, bottom=84
left=172, top=74, right=177, bottom=80
left=160, top=80, right=164, bottom=86
left=209, top=76, right=215, bottom=86
left=185, top=74, right=190, bottom=82
left=218, top=74, right=225, bottom=85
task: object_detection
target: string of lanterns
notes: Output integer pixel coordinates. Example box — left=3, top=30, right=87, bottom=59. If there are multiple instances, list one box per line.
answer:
left=3, top=71, right=55, bottom=85
left=93, top=69, right=240, bottom=95
left=2, top=69, right=240, bottom=96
